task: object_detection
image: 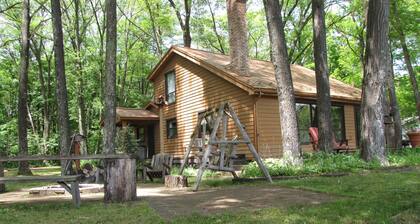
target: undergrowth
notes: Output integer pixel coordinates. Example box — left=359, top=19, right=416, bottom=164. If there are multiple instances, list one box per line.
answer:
left=241, top=148, right=420, bottom=177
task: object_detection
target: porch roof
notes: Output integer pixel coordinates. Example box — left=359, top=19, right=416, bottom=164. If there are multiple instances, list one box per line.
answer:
left=116, top=107, right=159, bottom=125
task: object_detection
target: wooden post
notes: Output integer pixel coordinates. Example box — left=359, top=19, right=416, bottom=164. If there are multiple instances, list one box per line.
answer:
left=179, top=113, right=205, bottom=175
left=104, top=158, right=137, bottom=202
left=0, top=160, right=5, bottom=193
left=228, top=104, right=273, bottom=183
left=71, top=181, right=81, bottom=208
left=193, top=144, right=212, bottom=192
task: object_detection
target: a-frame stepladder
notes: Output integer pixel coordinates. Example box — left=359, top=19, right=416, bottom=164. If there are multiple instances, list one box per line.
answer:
left=179, top=102, right=272, bottom=191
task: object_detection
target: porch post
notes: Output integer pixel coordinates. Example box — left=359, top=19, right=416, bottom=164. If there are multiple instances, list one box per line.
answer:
left=159, top=107, right=164, bottom=153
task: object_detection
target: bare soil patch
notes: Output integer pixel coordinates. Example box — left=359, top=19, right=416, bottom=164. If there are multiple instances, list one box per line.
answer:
left=141, top=185, right=338, bottom=219
left=1, top=183, right=337, bottom=220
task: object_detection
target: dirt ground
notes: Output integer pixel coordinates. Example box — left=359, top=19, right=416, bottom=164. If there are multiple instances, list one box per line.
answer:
left=0, top=183, right=337, bottom=219
left=140, top=185, right=337, bottom=219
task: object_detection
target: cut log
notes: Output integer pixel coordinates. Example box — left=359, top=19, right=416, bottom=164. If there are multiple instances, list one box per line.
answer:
left=104, top=158, right=137, bottom=202
left=165, top=175, right=188, bottom=188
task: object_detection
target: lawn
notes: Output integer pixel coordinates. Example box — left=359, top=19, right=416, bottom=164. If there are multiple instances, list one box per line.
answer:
left=0, top=167, right=419, bottom=223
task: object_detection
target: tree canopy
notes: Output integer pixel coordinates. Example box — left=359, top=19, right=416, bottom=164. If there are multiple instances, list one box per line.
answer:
left=0, top=0, right=418, bottom=158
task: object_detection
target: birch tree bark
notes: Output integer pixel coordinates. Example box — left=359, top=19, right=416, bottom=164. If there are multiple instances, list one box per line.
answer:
left=17, top=0, right=32, bottom=175
left=312, top=0, right=333, bottom=152
left=360, top=0, right=390, bottom=165
left=51, top=0, right=72, bottom=173
left=263, top=0, right=302, bottom=165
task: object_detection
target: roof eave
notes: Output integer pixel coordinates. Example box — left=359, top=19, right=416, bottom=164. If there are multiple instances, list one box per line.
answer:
left=147, top=46, right=256, bottom=95
left=254, top=88, right=361, bottom=104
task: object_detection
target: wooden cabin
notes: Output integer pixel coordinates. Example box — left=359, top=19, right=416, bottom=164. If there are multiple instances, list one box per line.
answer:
left=136, top=46, right=361, bottom=161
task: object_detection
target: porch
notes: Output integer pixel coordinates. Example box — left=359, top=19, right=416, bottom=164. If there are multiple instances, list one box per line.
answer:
left=116, top=107, right=159, bottom=159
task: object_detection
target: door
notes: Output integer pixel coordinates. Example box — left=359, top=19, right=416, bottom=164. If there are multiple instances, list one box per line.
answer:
left=147, top=125, right=155, bottom=159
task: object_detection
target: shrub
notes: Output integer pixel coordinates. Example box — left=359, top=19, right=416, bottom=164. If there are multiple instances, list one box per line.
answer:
left=241, top=149, right=420, bottom=178
left=170, top=166, right=223, bottom=178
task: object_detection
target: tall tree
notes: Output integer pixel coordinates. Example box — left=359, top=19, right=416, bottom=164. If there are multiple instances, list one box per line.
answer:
left=206, top=0, right=225, bottom=54
left=263, top=0, right=302, bottom=165
left=51, top=0, right=72, bottom=173
left=103, top=0, right=117, bottom=154
left=312, top=0, right=333, bottom=152
left=17, top=0, right=32, bottom=175
left=360, top=0, right=390, bottom=165
left=145, top=0, right=164, bottom=55
left=386, top=45, right=402, bottom=149
left=226, top=0, right=249, bottom=75
left=103, top=0, right=118, bottom=203
left=391, top=0, right=420, bottom=121
left=66, top=0, right=88, bottom=154
left=30, top=38, right=51, bottom=155
left=168, top=0, right=192, bottom=47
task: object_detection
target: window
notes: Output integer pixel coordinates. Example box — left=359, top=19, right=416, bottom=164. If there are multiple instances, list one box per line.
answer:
left=166, top=118, right=177, bottom=139
left=295, top=102, right=345, bottom=144
left=296, top=103, right=314, bottom=144
left=198, top=110, right=215, bottom=137
left=331, top=106, right=345, bottom=141
left=165, top=71, right=176, bottom=104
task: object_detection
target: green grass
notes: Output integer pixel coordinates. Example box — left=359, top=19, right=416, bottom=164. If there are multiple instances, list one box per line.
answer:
left=0, top=201, right=164, bottom=224
left=1, top=164, right=419, bottom=223
left=3, top=166, right=61, bottom=192
left=173, top=169, right=420, bottom=223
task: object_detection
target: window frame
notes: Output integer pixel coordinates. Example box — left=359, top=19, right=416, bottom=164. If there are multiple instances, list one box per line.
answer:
left=165, top=70, right=176, bottom=104
left=166, top=118, right=177, bottom=139
left=295, top=101, right=346, bottom=145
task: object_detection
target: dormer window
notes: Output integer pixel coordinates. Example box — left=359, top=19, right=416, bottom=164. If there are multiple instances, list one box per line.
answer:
left=165, top=71, right=176, bottom=104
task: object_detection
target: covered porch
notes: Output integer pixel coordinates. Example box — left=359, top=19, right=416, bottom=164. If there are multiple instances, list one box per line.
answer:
left=116, top=107, right=159, bottom=159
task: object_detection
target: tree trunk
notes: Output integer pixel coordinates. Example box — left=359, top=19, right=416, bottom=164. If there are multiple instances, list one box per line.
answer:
left=360, top=0, right=389, bottom=165
left=165, top=175, right=188, bottom=188
left=51, top=0, right=72, bottom=174
left=119, top=19, right=130, bottom=104
left=226, top=0, right=249, bottom=75
left=104, top=159, right=137, bottom=202
left=0, top=161, right=4, bottom=193
left=30, top=39, right=50, bottom=154
left=103, top=0, right=117, bottom=156
left=391, top=1, right=420, bottom=121
left=387, top=46, right=402, bottom=149
left=168, top=0, right=192, bottom=47
left=17, top=0, right=32, bottom=175
left=145, top=0, right=163, bottom=55
left=312, top=0, right=333, bottom=152
left=74, top=0, right=88, bottom=155
left=207, top=0, right=225, bottom=54
left=263, top=0, right=302, bottom=166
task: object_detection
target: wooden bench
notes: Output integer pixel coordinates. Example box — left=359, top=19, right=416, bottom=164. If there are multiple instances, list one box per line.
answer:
left=0, top=175, right=82, bottom=207
left=141, top=153, right=173, bottom=182
left=0, top=153, right=137, bottom=207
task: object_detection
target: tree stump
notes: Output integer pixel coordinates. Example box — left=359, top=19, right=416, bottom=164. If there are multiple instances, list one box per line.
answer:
left=104, top=158, right=136, bottom=202
left=165, top=175, right=188, bottom=188
left=0, top=161, right=5, bottom=193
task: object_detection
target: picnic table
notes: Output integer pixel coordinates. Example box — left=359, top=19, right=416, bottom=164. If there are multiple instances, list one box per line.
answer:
left=0, top=154, right=136, bottom=207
